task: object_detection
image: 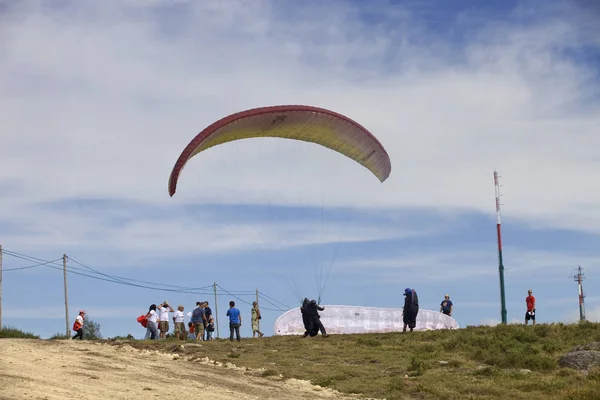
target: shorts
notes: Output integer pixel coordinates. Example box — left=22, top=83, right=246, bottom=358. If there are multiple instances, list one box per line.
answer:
left=525, top=310, right=536, bottom=321
left=174, top=322, right=186, bottom=333
left=194, top=322, right=205, bottom=336
left=159, top=321, right=169, bottom=332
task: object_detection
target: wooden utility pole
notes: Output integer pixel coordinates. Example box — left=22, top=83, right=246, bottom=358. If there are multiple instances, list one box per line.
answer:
left=63, top=254, right=70, bottom=337
left=213, top=282, right=219, bottom=339
left=0, top=245, right=3, bottom=331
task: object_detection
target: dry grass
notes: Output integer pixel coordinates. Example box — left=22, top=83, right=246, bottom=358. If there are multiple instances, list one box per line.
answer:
left=88, top=322, right=600, bottom=399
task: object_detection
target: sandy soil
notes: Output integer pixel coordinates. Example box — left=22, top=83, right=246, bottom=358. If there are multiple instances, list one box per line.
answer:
left=0, top=339, right=359, bottom=400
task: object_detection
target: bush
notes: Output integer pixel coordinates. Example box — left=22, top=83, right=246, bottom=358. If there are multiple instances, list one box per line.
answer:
left=50, top=333, right=70, bottom=340
left=0, top=325, right=40, bottom=339
left=82, top=319, right=102, bottom=340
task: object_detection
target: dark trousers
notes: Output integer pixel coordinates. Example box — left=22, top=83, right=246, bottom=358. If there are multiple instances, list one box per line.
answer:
left=72, top=328, right=83, bottom=340
left=313, top=318, right=326, bottom=336
left=229, top=322, right=241, bottom=341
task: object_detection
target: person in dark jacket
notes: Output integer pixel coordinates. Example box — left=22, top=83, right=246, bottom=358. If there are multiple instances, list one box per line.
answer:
left=301, top=298, right=313, bottom=337
left=302, top=298, right=329, bottom=338
left=402, top=288, right=419, bottom=333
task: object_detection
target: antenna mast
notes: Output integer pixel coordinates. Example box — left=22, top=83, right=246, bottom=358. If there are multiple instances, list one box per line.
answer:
left=494, top=170, right=507, bottom=324
left=573, top=266, right=586, bottom=322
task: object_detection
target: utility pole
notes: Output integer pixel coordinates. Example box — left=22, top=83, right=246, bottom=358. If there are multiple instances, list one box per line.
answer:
left=573, top=266, right=586, bottom=322
left=494, top=171, right=508, bottom=324
left=213, top=282, right=219, bottom=339
left=63, top=254, right=70, bottom=337
left=0, top=245, right=3, bottom=331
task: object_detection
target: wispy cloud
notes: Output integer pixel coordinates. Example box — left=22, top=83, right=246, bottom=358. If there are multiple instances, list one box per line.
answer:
left=1, top=0, right=599, bottom=232
left=1, top=0, right=599, bottom=336
left=338, top=247, right=600, bottom=284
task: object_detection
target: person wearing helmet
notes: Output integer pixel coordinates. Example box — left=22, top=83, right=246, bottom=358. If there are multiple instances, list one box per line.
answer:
left=402, top=288, right=419, bottom=333
left=302, top=299, right=328, bottom=338
left=72, top=310, right=86, bottom=340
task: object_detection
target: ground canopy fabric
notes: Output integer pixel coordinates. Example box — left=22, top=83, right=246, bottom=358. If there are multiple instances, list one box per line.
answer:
left=274, top=305, right=459, bottom=335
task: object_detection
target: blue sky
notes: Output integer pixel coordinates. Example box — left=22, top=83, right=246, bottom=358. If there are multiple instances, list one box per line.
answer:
left=1, top=0, right=599, bottom=339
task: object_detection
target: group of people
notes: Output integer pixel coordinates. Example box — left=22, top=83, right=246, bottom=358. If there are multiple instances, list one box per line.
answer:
left=403, top=289, right=537, bottom=331
left=400, top=289, right=455, bottom=333
left=142, top=300, right=215, bottom=341
left=141, top=299, right=264, bottom=341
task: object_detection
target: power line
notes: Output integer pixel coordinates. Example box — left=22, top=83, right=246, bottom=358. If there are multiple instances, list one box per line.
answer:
left=217, top=283, right=286, bottom=312
left=258, top=293, right=289, bottom=311
left=3, top=250, right=229, bottom=294
left=258, top=291, right=290, bottom=309
left=2, top=258, right=63, bottom=272
left=68, top=257, right=218, bottom=292
left=2, top=249, right=290, bottom=311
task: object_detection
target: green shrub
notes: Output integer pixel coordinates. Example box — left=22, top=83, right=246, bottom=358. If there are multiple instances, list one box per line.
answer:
left=0, top=325, right=40, bottom=339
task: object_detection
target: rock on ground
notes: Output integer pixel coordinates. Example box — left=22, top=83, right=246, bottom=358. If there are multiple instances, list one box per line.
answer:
left=558, top=348, right=600, bottom=371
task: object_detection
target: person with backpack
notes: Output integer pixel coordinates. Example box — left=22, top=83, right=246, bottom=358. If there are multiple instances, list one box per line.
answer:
left=145, top=304, right=159, bottom=340
left=71, top=310, right=85, bottom=340
left=402, top=288, right=419, bottom=333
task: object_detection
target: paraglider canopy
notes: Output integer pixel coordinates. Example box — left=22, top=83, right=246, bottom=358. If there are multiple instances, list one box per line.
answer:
left=168, top=105, right=392, bottom=196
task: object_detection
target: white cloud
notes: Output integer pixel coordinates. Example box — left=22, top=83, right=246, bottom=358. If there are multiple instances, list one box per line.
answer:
left=0, top=200, right=436, bottom=265
left=1, top=0, right=599, bottom=241
left=337, top=247, right=600, bottom=284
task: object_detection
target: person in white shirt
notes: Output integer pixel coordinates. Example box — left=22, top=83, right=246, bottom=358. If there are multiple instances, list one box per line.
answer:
left=157, top=301, right=173, bottom=339
left=173, top=305, right=186, bottom=341
left=71, top=310, right=86, bottom=340
left=145, top=304, right=159, bottom=340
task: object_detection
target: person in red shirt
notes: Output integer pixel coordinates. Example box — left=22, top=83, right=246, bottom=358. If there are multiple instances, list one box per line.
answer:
left=525, top=289, right=536, bottom=325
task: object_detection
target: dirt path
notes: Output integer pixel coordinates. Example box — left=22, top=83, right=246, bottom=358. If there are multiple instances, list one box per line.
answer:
left=0, top=339, right=358, bottom=400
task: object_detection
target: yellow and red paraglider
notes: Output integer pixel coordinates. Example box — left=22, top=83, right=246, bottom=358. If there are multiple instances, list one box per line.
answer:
left=168, top=105, right=392, bottom=196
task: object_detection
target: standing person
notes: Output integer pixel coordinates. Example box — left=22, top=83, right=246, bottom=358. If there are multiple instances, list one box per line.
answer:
left=305, top=299, right=328, bottom=338
left=300, top=298, right=313, bottom=337
left=525, top=289, right=536, bottom=326
left=251, top=301, right=264, bottom=338
left=157, top=301, right=173, bottom=339
left=226, top=301, right=242, bottom=342
left=440, top=294, right=453, bottom=317
left=191, top=301, right=206, bottom=342
left=206, top=317, right=215, bottom=341
left=145, top=304, right=159, bottom=340
left=402, top=288, right=419, bottom=333
left=71, top=310, right=85, bottom=340
left=187, top=322, right=195, bottom=340
left=203, top=301, right=213, bottom=341
left=173, top=305, right=186, bottom=341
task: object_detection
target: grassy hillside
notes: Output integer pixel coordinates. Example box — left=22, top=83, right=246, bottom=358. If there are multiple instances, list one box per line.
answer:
left=109, top=322, right=600, bottom=400
left=2, top=323, right=599, bottom=399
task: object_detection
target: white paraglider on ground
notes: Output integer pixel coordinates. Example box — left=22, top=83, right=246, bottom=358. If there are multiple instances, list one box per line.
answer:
left=274, top=305, right=459, bottom=335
